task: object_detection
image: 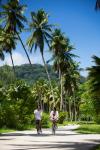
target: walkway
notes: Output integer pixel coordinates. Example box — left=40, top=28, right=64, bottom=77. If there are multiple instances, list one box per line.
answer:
left=0, top=125, right=100, bottom=150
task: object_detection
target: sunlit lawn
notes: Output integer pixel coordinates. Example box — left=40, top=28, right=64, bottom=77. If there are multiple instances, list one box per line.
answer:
left=0, top=128, right=15, bottom=134
left=75, top=124, right=100, bottom=134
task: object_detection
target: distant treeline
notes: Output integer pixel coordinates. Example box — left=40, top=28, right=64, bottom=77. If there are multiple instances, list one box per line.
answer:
left=0, top=64, right=86, bottom=85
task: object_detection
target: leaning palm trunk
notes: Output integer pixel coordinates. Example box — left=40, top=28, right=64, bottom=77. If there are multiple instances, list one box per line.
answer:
left=9, top=51, right=16, bottom=76
left=16, top=32, right=32, bottom=66
left=41, top=53, right=55, bottom=104
left=60, top=70, right=63, bottom=111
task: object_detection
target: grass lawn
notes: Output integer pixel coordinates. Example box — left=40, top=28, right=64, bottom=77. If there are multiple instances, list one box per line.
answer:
left=75, top=124, right=100, bottom=134
left=0, top=128, right=15, bottom=134
left=96, top=146, right=100, bottom=150
left=91, top=145, right=100, bottom=150
left=95, top=146, right=100, bottom=150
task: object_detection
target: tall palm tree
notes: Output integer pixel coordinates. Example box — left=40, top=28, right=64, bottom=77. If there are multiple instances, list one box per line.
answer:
left=49, top=29, right=64, bottom=109
left=0, top=0, right=32, bottom=65
left=64, top=62, right=80, bottom=121
left=87, top=56, right=100, bottom=121
left=27, top=9, right=54, bottom=101
left=0, top=29, right=17, bottom=75
left=50, top=29, right=75, bottom=111
left=88, top=56, right=100, bottom=97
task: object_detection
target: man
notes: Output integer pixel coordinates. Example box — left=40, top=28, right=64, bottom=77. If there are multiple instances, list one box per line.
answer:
left=34, top=105, right=42, bottom=134
left=50, top=107, right=59, bottom=134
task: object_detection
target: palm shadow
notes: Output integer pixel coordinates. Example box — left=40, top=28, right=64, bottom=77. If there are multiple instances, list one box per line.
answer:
left=9, top=141, right=99, bottom=150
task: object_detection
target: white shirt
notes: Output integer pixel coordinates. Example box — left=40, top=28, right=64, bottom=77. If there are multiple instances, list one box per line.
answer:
left=34, top=109, right=42, bottom=120
left=50, top=110, right=59, bottom=120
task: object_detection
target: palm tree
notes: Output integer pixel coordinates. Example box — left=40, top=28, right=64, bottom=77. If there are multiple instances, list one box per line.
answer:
left=50, top=29, right=75, bottom=111
left=0, top=29, right=17, bottom=75
left=95, top=0, right=100, bottom=10
left=50, top=29, right=65, bottom=110
left=88, top=56, right=100, bottom=122
left=64, top=62, right=80, bottom=121
left=27, top=9, right=54, bottom=101
left=0, top=0, right=32, bottom=65
left=88, top=56, right=100, bottom=96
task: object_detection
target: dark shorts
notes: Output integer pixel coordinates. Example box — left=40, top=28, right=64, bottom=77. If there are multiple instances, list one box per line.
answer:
left=36, top=120, right=41, bottom=125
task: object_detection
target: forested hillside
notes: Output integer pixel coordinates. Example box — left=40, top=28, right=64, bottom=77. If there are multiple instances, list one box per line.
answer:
left=0, top=64, right=86, bottom=85
left=0, top=64, right=58, bottom=85
left=16, top=64, right=59, bottom=83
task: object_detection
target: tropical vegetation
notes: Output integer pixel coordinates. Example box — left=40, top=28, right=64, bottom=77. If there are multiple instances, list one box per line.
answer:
left=0, top=0, right=100, bottom=131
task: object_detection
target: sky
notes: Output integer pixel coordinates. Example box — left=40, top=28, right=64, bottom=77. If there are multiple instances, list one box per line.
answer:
left=0, top=0, right=100, bottom=76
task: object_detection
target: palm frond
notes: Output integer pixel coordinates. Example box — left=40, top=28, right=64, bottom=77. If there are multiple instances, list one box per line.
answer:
left=95, top=0, right=100, bottom=10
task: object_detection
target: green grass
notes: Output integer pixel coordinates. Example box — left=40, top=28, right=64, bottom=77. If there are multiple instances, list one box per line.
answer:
left=91, top=145, right=100, bottom=150
left=0, top=128, right=15, bottom=134
left=75, top=124, right=100, bottom=134
left=96, top=146, right=100, bottom=150
left=63, top=121, right=95, bottom=125
left=95, top=146, right=100, bottom=150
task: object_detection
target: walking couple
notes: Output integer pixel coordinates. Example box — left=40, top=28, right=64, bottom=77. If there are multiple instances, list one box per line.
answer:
left=34, top=105, right=59, bottom=134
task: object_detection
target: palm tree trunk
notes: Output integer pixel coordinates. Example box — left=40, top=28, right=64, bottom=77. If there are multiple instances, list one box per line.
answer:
left=9, top=51, right=16, bottom=76
left=41, top=53, right=55, bottom=104
left=73, top=96, right=77, bottom=121
left=16, top=32, right=32, bottom=66
left=68, top=98, right=72, bottom=121
left=59, top=69, right=63, bottom=111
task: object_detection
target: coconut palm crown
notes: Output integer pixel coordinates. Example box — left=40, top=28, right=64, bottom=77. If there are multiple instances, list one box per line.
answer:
left=27, top=9, right=52, bottom=54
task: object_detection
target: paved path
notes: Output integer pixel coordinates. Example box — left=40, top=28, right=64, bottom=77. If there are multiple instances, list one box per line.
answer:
left=0, top=125, right=100, bottom=150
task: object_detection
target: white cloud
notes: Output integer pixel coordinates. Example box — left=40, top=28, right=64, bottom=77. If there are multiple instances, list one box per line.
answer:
left=0, top=52, right=29, bottom=66
left=0, top=52, right=43, bottom=66
left=0, top=51, right=52, bottom=66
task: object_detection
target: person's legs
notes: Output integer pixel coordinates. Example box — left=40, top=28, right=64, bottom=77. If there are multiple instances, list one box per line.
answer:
left=39, top=120, right=42, bottom=133
left=36, top=120, right=40, bottom=134
left=52, top=120, right=57, bottom=134
left=52, top=120, right=55, bottom=134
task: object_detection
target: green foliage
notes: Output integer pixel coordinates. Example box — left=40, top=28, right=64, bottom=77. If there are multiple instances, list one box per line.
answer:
left=58, top=112, right=67, bottom=124
left=94, top=146, right=100, bottom=150
left=0, top=128, right=15, bottom=134
left=87, top=56, right=100, bottom=124
left=0, top=64, right=85, bottom=86
left=0, top=64, right=58, bottom=85
left=2, top=105, right=18, bottom=128
left=79, top=82, right=94, bottom=121
left=42, top=113, right=50, bottom=128
left=0, top=80, right=36, bottom=130
left=0, top=65, right=15, bottom=86
left=94, top=114, right=100, bottom=124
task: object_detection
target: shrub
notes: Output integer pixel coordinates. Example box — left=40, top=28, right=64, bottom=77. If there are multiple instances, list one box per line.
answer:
left=58, top=112, right=67, bottom=124
left=41, top=113, right=50, bottom=128
left=94, top=114, right=100, bottom=124
left=3, top=105, right=18, bottom=129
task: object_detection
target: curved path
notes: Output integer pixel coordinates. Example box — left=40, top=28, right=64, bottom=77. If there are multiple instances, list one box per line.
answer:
left=0, top=125, right=100, bottom=150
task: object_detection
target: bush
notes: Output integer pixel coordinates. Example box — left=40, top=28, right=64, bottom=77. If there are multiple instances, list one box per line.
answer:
left=94, top=114, right=100, bottom=124
left=41, top=113, right=50, bottom=128
left=3, top=105, right=19, bottom=129
left=58, top=112, right=67, bottom=124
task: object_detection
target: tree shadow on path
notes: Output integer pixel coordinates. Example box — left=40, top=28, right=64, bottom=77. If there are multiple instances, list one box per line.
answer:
left=10, top=141, right=99, bottom=150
